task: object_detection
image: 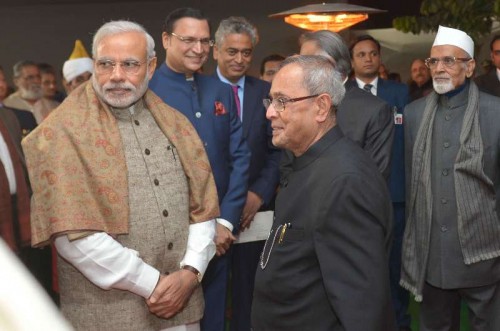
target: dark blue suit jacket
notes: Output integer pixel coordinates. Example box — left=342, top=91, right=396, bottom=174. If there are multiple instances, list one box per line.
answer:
left=220, top=75, right=280, bottom=207
left=376, top=78, right=409, bottom=203
left=149, top=63, right=250, bottom=232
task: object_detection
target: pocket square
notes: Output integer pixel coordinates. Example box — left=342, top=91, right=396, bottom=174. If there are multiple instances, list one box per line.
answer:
left=214, top=101, right=227, bottom=116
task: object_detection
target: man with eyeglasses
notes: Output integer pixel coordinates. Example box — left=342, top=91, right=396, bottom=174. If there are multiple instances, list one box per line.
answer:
left=474, top=35, right=500, bottom=97
left=403, top=26, right=500, bottom=331
left=149, top=7, right=250, bottom=331
left=23, top=20, right=220, bottom=331
left=252, top=55, right=394, bottom=331
left=4, top=61, right=59, bottom=124
left=212, top=16, right=280, bottom=331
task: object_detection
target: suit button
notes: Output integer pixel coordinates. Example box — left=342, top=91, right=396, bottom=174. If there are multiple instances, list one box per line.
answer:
left=168, top=242, right=173, bottom=250
left=134, top=120, right=140, bottom=126
left=442, top=168, right=449, bottom=176
left=154, top=179, right=159, bottom=186
left=145, top=148, right=150, bottom=155
left=163, top=209, right=169, bottom=217
left=195, top=112, right=202, bottom=118
left=443, top=142, right=450, bottom=148
left=441, top=198, right=448, bottom=204
left=445, top=115, right=451, bottom=121
left=441, top=225, right=448, bottom=232
left=204, top=142, right=208, bottom=147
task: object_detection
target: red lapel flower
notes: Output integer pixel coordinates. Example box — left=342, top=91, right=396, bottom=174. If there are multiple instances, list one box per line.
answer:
left=214, top=101, right=227, bottom=116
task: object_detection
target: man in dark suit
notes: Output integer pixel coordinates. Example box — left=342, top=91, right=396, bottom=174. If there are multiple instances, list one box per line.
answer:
left=252, top=55, right=394, bottom=331
left=213, top=16, right=281, bottom=331
left=475, top=35, right=500, bottom=97
left=349, top=34, right=411, bottom=331
left=149, top=8, right=251, bottom=331
left=0, top=105, right=54, bottom=301
left=299, top=30, right=394, bottom=179
left=403, top=25, right=500, bottom=331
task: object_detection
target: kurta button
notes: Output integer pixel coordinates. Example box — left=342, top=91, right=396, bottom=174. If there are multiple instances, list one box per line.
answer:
left=445, top=115, right=451, bottom=121
left=204, top=142, right=208, bottom=147
left=145, top=148, right=150, bottom=155
left=163, top=209, right=168, bottom=217
left=195, top=112, right=202, bottom=118
left=443, top=142, right=450, bottom=148
left=164, top=271, right=170, bottom=275
left=134, top=120, right=140, bottom=126
left=442, top=169, right=449, bottom=176
left=441, top=198, right=447, bottom=204
left=168, top=242, right=173, bottom=250
left=167, top=145, right=171, bottom=150
left=154, top=179, right=159, bottom=186
left=440, top=225, right=448, bottom=232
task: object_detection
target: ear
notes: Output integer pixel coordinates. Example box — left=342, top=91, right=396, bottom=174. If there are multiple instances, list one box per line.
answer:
left=315, top=94, right=333, bottom=123
left=147, top=57, right=157, bottom=79
left=465, top=59, right=476, bottom=78
left=213, top=45, right=219, bottom=61
left=161, top=32, right=170, bottom=50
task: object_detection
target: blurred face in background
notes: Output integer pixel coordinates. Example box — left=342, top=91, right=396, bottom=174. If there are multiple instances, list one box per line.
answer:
left=411, top=59, right=430, bottom=87
left=14, top=65, right=42, bottom=101
left=41, top=72, right=58, bottom=99
left=0, top=69, right=8, bottom=102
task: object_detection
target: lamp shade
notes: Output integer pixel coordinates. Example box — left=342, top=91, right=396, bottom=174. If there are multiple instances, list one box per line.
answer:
left=270, top=3, right=386, bottom=32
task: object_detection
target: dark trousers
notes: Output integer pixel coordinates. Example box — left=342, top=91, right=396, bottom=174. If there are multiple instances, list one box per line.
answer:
left=390, top=202, right=411, bottom=328
left=201, top=252, right=230, bottom=331
left=230, top=240, right=265, bottom=331
left=420, top=281, right=500, bottom=331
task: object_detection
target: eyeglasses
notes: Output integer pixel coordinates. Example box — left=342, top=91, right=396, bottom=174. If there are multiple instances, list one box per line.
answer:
left=425, top=56, right=471, bottom=69
left=263, top=94, right=319, bottom=112
left=170, top=32, right=215, bottom=47
left=95, top=59, right=149, bottom=75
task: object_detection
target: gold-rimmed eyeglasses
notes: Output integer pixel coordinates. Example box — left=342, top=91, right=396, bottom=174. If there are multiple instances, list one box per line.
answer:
left=95, top=59, right=149, bottom=75
left=425, top=56, right=471, bottom=69
left=263, top=94, right=319, bottom=112
left=170, top=32, right=215, bottom=47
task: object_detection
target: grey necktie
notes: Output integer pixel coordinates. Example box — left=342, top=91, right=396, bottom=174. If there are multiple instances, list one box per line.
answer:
left=363, top=83, right=373, bottom=94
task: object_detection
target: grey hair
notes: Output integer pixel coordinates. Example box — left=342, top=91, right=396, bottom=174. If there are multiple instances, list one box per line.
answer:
left=280, top=55, right=346, bottom=108
left=13, top=60, right=38, bottom=78
left=215, top=16, right=259, bottom=48
left=92, top=20, right=156, bottom=59
left=300, top=30, right=351, bottom=77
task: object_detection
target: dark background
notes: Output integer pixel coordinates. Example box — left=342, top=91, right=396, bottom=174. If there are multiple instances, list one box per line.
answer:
left=0, top=0, right=460, bottom=86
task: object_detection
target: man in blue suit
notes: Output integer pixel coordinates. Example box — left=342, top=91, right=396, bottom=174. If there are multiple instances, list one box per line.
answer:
left=149, top=8, right=251, bottom=331
left=350, top=35, right=411, bottom=331
left=213, top=16, right=281, bottom=331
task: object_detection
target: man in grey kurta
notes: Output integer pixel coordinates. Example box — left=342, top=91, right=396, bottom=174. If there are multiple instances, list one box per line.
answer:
left=402, top=26, right=500, bottom=330
left=24, top=21, right=219, bottom=331
left=252, top=55, right=394, bottom=331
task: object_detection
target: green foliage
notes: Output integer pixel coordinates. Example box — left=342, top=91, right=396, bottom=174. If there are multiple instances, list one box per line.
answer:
left=393, top=0, right=500, bottom=44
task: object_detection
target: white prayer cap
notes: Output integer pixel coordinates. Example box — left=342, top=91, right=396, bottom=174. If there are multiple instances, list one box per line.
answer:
left=62, top=40, right=94, bottom=83
left=432, top=25, right=474, bottom=58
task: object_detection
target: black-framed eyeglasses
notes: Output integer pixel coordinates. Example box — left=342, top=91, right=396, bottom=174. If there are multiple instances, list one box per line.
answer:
left=425, top=56, right=471, bottom=69
left=170, top=32, right=215, bottom=47
left=263, top=94, right=319, bottom=112
left=95, top=59, right=149, bottom=75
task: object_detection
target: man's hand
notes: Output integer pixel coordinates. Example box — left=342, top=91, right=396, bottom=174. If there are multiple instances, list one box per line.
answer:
left=240, top=191, right=263, bottom=231
left=215, top=223, right=236, bottom=256
left=146, top=270, right=198, bottom=319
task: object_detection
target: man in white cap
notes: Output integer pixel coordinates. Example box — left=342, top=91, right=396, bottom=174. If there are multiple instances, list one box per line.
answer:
left=62, top=40, right=93, bottom=94
left=402, top=25, right=500, bottom=330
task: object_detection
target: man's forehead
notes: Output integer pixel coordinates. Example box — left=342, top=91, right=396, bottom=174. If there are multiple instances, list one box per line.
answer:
left=430, top=44, right=468, bottom=57
left=172, top=17, right=209, bottom=34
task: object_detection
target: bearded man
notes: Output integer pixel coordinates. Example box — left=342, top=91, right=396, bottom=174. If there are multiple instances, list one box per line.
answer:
left=22, top=20, right=219, bottom=331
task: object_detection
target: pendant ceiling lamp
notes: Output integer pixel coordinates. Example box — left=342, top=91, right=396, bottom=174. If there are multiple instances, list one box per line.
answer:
left=269, top=2, right=386, bottom=32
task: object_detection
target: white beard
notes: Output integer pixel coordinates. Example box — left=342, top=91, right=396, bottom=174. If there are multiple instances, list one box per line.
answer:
left=19, top=85, right=42, bottom=100
left=432, top=77, right=455, bottom=94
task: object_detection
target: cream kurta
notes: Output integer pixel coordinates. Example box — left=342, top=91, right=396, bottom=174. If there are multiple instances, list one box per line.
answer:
left=3, top=91, right=59, bottom=124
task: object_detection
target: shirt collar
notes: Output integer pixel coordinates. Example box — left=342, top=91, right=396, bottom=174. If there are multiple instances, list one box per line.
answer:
left=355, top=76, right=378, bottom=90
left=216, top=66, right=246, bottom=89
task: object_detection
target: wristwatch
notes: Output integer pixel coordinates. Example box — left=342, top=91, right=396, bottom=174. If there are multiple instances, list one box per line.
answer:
left=182, top=265, right=202, bottom=283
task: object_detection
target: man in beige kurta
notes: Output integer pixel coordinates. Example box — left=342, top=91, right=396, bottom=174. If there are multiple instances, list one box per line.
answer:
left=22, top=20, right=219, bottom=331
